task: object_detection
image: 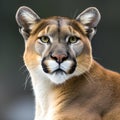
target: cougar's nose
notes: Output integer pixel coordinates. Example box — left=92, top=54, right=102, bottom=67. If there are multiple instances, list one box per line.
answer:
left=51, top=52, right=68, bottom=63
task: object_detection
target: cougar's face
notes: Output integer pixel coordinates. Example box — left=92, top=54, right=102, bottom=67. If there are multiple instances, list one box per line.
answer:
left=24, top=17, right=92, bottom=84
left=16, top=7, right=100, bottom=84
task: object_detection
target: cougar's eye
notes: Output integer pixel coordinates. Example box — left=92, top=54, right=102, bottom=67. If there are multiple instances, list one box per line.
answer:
left=39, top=36, right=50, bottom=43
left=68, top=36, right=78, bottom=43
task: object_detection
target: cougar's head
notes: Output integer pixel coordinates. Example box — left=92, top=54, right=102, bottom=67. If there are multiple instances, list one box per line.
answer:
left=16, top=6, right=101, bottom=84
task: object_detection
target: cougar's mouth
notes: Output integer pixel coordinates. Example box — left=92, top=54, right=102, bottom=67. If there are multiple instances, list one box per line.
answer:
left=53, top=69, right=66, bottom=74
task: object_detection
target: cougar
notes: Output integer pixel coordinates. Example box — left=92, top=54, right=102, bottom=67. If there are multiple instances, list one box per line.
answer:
left=16, top=6, right=120, bottom=120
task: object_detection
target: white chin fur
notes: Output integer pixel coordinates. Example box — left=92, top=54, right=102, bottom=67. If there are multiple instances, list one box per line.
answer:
left=46, top=72, right=72, bottom=84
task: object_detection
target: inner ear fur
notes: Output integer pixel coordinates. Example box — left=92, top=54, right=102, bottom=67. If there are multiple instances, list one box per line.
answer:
left=76, top=7, right=101, bottom=40
left=16, top=6, right=40, bottom=40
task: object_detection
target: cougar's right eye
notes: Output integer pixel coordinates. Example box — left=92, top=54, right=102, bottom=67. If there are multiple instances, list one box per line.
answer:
left=39, top=36, right=50, bottom=43
left=68, top=36, right=79, bottom=44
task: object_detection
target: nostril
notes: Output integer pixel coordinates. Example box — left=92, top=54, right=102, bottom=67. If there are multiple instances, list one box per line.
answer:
left=50, top=54, right=58, bottom=61
left=51, top=53, right=68, bottom=63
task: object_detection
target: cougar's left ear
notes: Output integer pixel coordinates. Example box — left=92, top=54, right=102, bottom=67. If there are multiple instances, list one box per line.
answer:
left=16, top=6, right=40, bottom=40
left=76, top=7, right=101, bottom=40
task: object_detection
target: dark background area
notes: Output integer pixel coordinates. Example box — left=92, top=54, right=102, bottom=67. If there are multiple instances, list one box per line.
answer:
left=0, top=0, right=120, bottom=120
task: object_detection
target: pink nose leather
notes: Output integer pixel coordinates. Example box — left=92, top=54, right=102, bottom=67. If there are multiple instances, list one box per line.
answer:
left=51, top=54, right=67, bottom=63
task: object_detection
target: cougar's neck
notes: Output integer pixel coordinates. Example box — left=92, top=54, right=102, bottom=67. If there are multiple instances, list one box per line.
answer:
left=29, top=68, right=54, bottom=119
left=30, top=60, right=104, bottom=119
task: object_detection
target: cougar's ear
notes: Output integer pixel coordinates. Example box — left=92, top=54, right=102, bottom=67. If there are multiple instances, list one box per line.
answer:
left=76, top=7, right=101, bottom=40
left=16, top=6, right=40, bottom=40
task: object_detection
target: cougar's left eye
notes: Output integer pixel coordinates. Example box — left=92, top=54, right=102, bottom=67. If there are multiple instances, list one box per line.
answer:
left=39, top=36, right=50, bottom=43
left=68, top=36, right=78, bottom=43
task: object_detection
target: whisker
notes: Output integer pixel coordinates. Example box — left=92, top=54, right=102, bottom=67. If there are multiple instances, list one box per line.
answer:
left=19, top=64, right=31, bottom=89
left=93, top=56, right=102, bottom=61
left=19, top=64, right=26, bottom=71
left=72, top=9, right=79, bottom=18
left=24, top=72, right=31, bottom=90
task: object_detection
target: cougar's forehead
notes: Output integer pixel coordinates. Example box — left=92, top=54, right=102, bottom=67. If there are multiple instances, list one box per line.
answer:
left=31, top=17, right=86, bottom=38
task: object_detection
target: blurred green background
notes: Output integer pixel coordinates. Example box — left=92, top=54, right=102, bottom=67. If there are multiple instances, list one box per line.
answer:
left=0, top=0, right=120, bottom=120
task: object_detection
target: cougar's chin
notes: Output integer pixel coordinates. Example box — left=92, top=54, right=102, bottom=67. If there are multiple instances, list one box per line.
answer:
left=46, top=71, right=74, bottom=84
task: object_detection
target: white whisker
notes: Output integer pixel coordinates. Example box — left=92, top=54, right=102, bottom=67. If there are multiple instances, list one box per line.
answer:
left=19, top=64, right=31, bottom=89
left=24, top=72, right=31, bottom=90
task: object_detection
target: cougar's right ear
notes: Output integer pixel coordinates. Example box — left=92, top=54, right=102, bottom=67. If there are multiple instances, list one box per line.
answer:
left=16, top=6, right=40, bottom=40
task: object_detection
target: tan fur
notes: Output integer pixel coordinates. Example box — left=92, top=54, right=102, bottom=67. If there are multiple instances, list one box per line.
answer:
left=16, top=6, right=120, bottom=120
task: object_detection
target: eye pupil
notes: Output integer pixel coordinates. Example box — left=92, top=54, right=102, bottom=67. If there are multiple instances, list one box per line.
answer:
left=40, top=36, right=49, bottom=43
left=69, top=36, right=78, bottom=43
